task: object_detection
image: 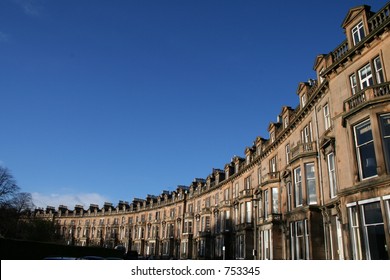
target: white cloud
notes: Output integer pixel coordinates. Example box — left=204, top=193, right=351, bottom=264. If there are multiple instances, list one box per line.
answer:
left=32, top=192, right=110, bottom=209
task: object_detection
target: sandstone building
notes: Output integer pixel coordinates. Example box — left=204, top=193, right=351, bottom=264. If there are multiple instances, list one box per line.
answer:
left=36, top=3, right=390, bottom=260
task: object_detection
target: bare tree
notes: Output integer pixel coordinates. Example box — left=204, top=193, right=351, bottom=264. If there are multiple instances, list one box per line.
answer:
left=10, top=192, right=35, bottom=214
left=0, top=166, right=20, bottom=206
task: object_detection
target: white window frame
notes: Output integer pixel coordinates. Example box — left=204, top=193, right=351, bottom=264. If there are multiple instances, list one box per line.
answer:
left=354, top=119, right=378, bottom=180
left=380, top=114, right=390, bottom=173
left=323, top=103, right=331, bottom=130
left=272, top=187, right=279, bottom=213
left=352, top=21, right=365, bottom=45
left=327, top=152, right=337, bottom=198
left=301, top=94, right=307, bottom=107
left=270, top=156, right=277, bottom=172
left=264, top=189, right=269, bottom=219
left=245, top=201, right=252, bottom=223
left=305, top=163, right=317, bottom=205
left=358, top=63, right=374, bottom=90
left=294, top=167, right=303, bottom=207
left=374, top=56, right=384, bottom=84
left=350, top=73, right=358, bottom=95
left=285, top=144, right=290, bottom=165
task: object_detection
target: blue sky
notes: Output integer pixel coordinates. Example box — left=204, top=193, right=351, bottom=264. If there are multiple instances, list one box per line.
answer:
left=1, top=0, right=387, bottom=209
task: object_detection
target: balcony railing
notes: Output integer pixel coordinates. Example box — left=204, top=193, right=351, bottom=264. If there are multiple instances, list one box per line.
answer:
left=368, top=2, right=390, bottom=31
left=332, top=40, right=349, bottom=62
left=289, top=142, right=317, bottom=162
left=239, top=189, right=252, bottom=199
left=261, top=172, right=280, bottom=186
left=219, top=200, right=232, bottom=208
left=344, top=82, right=390, bottom=113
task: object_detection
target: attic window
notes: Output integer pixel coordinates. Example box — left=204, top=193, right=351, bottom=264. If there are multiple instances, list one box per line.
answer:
left=352, top=21, right=365, bottom=46
left=284, top=116, right=289, bottom=129
left=301, top=94, right=307, bottom=107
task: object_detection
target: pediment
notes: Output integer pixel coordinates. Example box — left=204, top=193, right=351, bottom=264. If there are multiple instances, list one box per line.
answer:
left=296, top=82, right=308, bottom=95
left=313, top=54, right=325, bottom=71
left=281, top=106, right=293, bottom=116
left=342, top=5, right=369, bottom=29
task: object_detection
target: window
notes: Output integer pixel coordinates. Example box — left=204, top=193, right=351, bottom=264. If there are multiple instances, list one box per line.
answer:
left=290, top=220, right=310, bottom=260
left=264, top=190, right=269, bottom=219
left=319, top=68, right=325, bottom=83
left=327, top=153, right=337, bottom=198
left=270, top=156, right=277, bottom=173
left=261, top=230, right=271, bottom=260
left=302, top=122, right=312, bottom=143
left=294, top=167, right=303, bottom=207
left=224, top=188, right=230, bottom=201
left=285, top=144, right=290, bottom=164
left=246, top=201, right=252, bottom=223
left=348, top=205, right=363, bottom=260
left=270, top=131, right=275, bottom=143
left=233, top=183, right=239, bottom=198
left=287, top=182, right=292, bottom=212
left=234, top=205, right=239, bottom=225
left=380, top=114, right=390, bottom=173
left=358, top=64, right=374, bottom=90
left=323, top=103, right=331, bottom=130
left=350, top=73, right=358, bottom=95
left=301, top=94, right=307, bottom=107
left=354, top=120, right=377, bottom=179
left=236, top=235, right=245, bottom=259
left=305, top=163, right=317, bottom=205
left=258, top=167, right=262, bottom=185
left=244, top=175, right=251, bottom=190
left=284, top=116, right=289, bottom=128
left=352, top=21, right=365, bottom=45
left=348, top=200, right=387, bottom=260
left=272, top=187, right=279, bottom=213
left=240, top=203, right=245, bottom=224
left=374, top=57, right=384, bottom=84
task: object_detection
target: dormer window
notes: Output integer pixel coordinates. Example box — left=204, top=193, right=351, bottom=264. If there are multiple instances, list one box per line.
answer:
left=301, top=94, right=307, bottom=107
left=284, top=116, right=289, bottom=129
left=270, top=132, right=275, bottom=143
left=319, top=68, right=325, bottom=83
left=352, top=21, right=365, bottom=46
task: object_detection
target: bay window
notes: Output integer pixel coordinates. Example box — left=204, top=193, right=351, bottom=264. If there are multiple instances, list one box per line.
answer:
left=354, top=119, right=377, bottom=179
left=305, top=163, right=317, bottom=205
left=294, top=167, right=303, bottom=207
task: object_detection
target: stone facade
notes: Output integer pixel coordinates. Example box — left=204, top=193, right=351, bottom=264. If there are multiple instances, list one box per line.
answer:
left=35, top=3, right=390, bottom=260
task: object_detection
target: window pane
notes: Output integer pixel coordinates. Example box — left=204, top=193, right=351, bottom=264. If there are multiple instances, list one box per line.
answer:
left=328, top=153, right=337, bottom=198
left=305, top=163, right=317, bottom=204
left=363, top=202, right=383, bottom=224
left=294, top=168, right=302, bottom=206
left=359, top=143, right=377, bottom=178
left=272, top=188, right=279, bottom=213
left=355, top=120, right=377, bottom=179
left=380, top=114, right=390, bottom=172
left=374, top=57, right=384, bottom=84
left=350, top=74, right=357, bottom=95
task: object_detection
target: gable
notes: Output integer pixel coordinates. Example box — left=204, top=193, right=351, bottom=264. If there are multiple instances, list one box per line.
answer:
left=342, top=5, right=369, bottom=29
